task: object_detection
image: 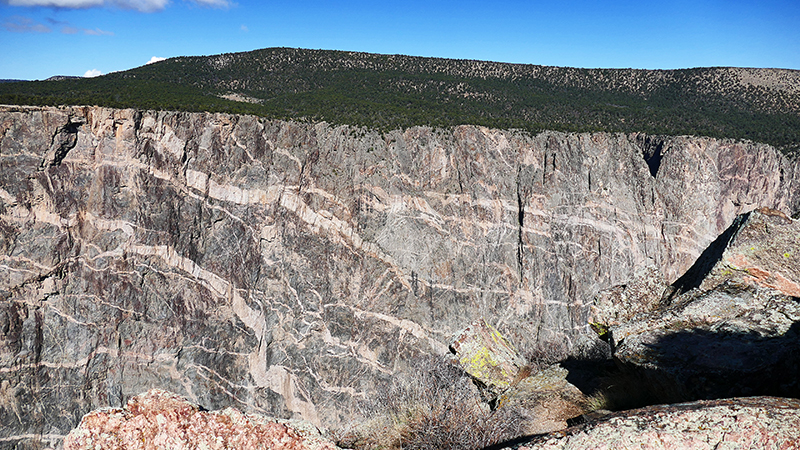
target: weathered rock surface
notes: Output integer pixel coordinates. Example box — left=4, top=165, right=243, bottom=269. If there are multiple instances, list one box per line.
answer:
left=497, top=364, right=591, bottom=436
left=590, top=264, right=667, bottom=327
left=609, top=208, right=800, bottom=402
left=63, top=389, right=339, bottom=450
left=1, top=105, right=799, bottom=448
left=501, top=396, right=800, bottom=450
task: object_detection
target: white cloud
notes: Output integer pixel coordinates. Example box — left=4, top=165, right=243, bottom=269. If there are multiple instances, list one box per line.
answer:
left=240, top=24, right=247, bottom=32
left=2, top=15, right=51, bottom=33
left=146, top=56, right=166, bottom=64
left=6, top=0, right=232, bottom=11
left=83, top=69, right=102, bottom=77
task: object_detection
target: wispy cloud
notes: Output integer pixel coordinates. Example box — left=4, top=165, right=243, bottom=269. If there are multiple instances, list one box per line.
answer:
left=46, top=17, right=69, bottom=25
left=4, top=0, right=232, bottom=12
left=191, top=0, right=231, bottom=8
left=10, top=16, right=111, bottom=35
left=2, top=15, right=51, bottom=32
left=83, top=68, right=102, bottom=77
left=83, top=27, right=112, bottom=35
left=146, top=56, right=166, bottom=64
left=44, top=17, right=114, bottom=34
left=240, top=24, right=247, bottom=32
left=6, top=0, right=106, bottom=8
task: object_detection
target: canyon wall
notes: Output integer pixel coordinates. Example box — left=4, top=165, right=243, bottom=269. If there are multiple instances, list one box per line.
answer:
left=1, top=105, right=798, bottom=448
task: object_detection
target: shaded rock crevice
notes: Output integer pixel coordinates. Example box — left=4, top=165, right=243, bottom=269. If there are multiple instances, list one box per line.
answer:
left=661, top=210, right=751, bottom=304
left=608, top=209, right=800, bottom=405
left=40, top=115, right=84, bottom=169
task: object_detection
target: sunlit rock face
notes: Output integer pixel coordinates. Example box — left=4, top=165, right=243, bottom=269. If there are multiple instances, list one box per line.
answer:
left=1, top=105, right=798, bottom=448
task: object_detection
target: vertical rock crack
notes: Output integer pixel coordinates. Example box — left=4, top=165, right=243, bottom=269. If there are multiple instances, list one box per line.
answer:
left=39, top=115, right=85, bottom=169
left=516, top=169, right=525, bottom=284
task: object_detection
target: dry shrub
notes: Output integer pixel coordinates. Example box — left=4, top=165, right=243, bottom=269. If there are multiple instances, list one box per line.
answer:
left=334, top=355, right=523, bottom=450
left=522, top=340, right=569, bottom=372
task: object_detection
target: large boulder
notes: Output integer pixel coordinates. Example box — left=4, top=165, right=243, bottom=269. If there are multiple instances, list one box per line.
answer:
left=501, top=396, right=800, bottom=449
left=608, top=208, right=800, bottom=402
left=495, top=364, right=594, bottom=435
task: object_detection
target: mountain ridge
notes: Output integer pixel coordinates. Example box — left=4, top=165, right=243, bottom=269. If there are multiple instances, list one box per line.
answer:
left=1, top=47, right=799, bottom=154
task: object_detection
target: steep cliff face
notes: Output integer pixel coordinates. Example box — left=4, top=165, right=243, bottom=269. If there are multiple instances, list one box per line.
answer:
left=1, top=105, right=798, bottom=447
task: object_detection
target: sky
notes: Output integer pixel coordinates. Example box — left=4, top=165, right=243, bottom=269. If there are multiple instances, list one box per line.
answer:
left=1, top=0, right=799, bottom=80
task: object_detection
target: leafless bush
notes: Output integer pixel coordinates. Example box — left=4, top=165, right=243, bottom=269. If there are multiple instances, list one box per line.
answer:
left=521, top=340, right=569, bottom=372
left=334, top=355, right=523, bottom=450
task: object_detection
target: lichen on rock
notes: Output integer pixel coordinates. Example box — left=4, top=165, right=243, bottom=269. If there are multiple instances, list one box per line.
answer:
left=450, top=318, right=528, bottom=393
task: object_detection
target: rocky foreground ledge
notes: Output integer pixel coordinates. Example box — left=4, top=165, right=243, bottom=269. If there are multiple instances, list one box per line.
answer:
left=66, top=391, right=800, bottom=450
left=64, top=389, right=340, bottom=450
left=499, top=396, right=800, bottom=450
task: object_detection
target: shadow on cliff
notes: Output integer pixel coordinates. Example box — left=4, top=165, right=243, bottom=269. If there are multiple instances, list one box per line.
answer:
left=661, top=211, right=750, bottom=303
left=563, top=320, right=800, bottom=413
left=482, top=321, right=800, bottom=450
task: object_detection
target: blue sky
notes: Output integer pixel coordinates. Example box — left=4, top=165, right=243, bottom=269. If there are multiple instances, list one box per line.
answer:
left=2, top=0, right=799, bottom=80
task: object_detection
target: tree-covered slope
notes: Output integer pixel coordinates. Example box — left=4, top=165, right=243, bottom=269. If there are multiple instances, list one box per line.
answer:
left=2, top=47, right=799, bottom=154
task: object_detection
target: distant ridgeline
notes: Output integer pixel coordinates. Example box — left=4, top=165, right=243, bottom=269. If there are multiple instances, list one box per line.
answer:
left=2, top=47, right=799, bottom=155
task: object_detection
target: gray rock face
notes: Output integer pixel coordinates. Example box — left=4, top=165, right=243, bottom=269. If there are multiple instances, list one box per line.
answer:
left=504, top=397, right=800, bottom=450
left=1, top=105, right=799, bottom=447
left=609, top=209, right=800, bottom=402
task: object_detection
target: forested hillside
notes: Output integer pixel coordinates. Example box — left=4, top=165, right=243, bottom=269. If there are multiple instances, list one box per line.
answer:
left=2, top=47, right=799, bottom=154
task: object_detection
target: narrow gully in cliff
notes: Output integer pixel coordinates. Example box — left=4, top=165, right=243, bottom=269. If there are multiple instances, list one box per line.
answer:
left=39, top=116, right=83, bottom=169
left=516, top=169, right=524, bottom=284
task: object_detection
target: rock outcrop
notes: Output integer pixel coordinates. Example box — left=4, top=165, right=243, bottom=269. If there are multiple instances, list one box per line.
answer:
left=450, top=319, right=528, bottom=395
left=609, top=209, right=800, bottom=402
left=501, top=396, right=800, bottom=449
left=496, top=364, right=592, bottom=436
left=64, top=389, right=339, bottom=450
left=1, top=105, right=799, bottom=447
left=449, top=320, right=592, bottom=436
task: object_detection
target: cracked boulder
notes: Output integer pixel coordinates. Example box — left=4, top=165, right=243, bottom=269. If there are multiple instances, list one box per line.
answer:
left=609, top=208, right=800, bottom=402
left=496, top=363, right=595, bottom=435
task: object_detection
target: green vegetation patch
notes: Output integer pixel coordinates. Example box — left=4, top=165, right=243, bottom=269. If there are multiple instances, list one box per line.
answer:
left=2, top=48, right=799, bottom=155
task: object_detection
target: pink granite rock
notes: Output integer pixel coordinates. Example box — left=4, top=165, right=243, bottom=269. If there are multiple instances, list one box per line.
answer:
left=63, top=389, right=340, bottom=450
